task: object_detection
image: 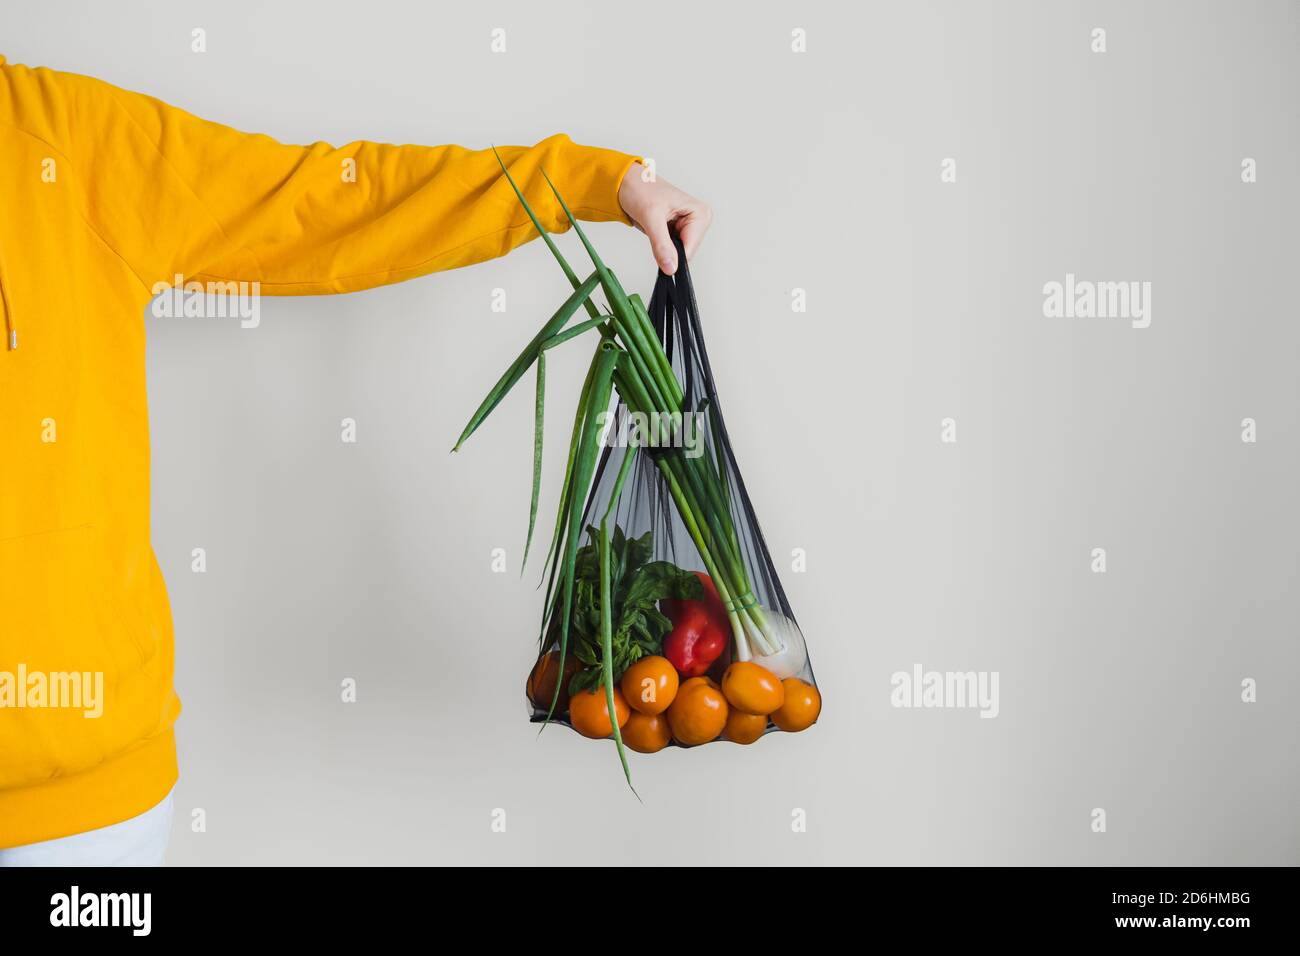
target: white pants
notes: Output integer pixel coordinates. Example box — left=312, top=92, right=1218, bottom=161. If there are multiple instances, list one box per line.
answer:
left=0, top=788, right=174, bottom=867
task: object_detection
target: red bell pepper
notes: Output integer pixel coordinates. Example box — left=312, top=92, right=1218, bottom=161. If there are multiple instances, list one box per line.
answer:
left=661, top=572, right=731, bottom=677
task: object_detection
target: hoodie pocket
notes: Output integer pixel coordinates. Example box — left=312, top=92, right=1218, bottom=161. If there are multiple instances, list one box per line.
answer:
left=0, top=524, right=157, bottom=786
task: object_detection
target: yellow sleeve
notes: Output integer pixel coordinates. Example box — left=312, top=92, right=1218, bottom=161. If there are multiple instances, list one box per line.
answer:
left=20, top=63, right=640, bottom=293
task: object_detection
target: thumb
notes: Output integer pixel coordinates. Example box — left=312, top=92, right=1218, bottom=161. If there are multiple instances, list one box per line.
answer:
left=645, top=214, right=679, bottom=276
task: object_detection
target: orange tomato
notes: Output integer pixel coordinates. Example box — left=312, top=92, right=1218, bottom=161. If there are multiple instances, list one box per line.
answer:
left=621, top=711, right=672, bottom=753
left=526, top=650, right=582, bottom=712
left=620, top=656, right=679, bottom=715
left=722, top=661, right=785, bottom=715
left=681, top=675, right=720, bottom=692
left=569, top=686, right=630, bottom=739
left=724, top=710, right=768, bottom=745
left=771, top=678, right=821, bottom=732
left=666, top=678, right=729, bottom=746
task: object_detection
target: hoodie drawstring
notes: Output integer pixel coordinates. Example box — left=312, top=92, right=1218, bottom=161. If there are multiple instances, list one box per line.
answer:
left=0, top=250, right=14, bottom=351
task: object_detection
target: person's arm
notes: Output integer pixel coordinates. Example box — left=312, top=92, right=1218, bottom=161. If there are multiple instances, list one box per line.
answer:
left=8, top=62, right=666, bottom=292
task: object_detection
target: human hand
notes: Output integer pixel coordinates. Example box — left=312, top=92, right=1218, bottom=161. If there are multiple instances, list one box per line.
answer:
left=617, top=163, right=712, bottom=276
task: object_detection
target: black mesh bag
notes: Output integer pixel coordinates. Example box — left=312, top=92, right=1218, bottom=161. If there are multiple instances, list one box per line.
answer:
left=453, top=167, right=820, bottom=783
left=522, top=231, right=819, bottom=762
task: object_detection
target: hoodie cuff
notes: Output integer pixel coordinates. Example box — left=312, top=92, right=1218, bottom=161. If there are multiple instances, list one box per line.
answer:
left=550, top=135, right=642, bottom=227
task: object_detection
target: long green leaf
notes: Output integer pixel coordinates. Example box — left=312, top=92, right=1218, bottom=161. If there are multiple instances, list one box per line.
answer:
left=521, top=316, right=608, bottom=576
left=539, top=169, right=682, bottom=411
left=539, top=167, right=609, bottom=275
left=533, top=338, right=607, bottom=723
left=600, top=514, right=635, bottom=792
left=601, top=444, right=639, bottom=526
left=523, top=352, right=545, bottom=573
left=491, top=147, right=602, bottom=321
left=542, top=315, right=608, bottom=349
left=539, top=336, right=603, bottom=601
left=451, top=271, right=600, bottom=452
left=547, top=341, right=621, bottom=722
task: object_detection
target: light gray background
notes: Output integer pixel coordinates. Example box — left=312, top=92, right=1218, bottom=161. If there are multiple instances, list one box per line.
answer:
left=5, top=0, right=1296, bottom=865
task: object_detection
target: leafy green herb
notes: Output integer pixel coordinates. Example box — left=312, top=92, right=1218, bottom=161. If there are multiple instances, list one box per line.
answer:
left=553, top=525, right=703, bottom=695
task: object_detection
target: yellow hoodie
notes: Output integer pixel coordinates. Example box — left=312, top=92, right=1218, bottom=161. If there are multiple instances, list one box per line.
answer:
left=0, top=54, right=639, bottom=848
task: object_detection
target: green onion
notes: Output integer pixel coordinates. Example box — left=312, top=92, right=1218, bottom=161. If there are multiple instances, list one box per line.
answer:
left=452, top=156, right=791, bottom=780
left=599, top=513, right=634, bottom=792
